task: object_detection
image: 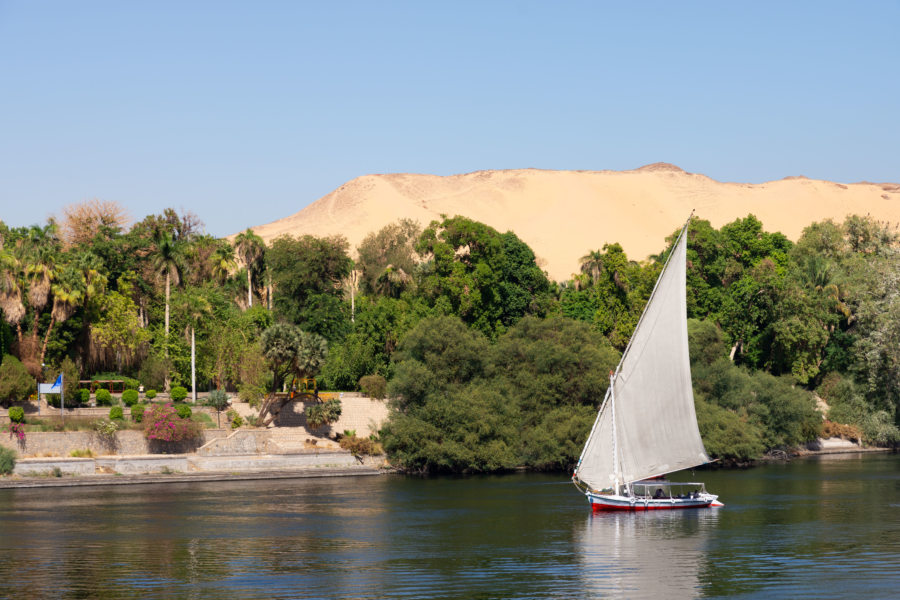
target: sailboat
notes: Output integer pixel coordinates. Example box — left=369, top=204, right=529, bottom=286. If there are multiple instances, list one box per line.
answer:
left=572, top=215, right=723, bottom=511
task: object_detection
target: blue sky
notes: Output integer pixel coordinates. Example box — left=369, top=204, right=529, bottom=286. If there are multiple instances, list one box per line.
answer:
left=1, top=1, right=898, bottom=237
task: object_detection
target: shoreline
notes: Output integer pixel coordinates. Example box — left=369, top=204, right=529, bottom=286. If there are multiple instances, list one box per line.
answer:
left=2, top=446, right=892, bottom=490
left=0, top=464, right=393, bottom=489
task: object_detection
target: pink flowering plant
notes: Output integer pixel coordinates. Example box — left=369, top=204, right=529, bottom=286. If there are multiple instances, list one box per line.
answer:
left=143, top=403, right=202, bottom=442
left=7, top=422, right=25, bottom=442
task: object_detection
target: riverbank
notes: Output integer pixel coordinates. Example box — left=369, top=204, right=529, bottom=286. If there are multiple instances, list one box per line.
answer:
left=0, top=452, right=392, bottom=489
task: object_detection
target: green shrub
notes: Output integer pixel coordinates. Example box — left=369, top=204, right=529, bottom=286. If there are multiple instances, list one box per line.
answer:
left=78, top=389, right=90, bottom=405
left=0, top=447, right=15, bottom=475
left=0, top=355, right=36, bottom=406
left=8, top=406, right=25, bottom=423
left=305, top=399, right=342, bottom=429
left=94, top=418, right=119, bottom=440
left=359, top=374, right=387, bottom=399
left=137, top=356, right=169, bottom=391
left=175, top=404, right=192, bottom=419
left=226, top=408, right=243, bottom=429
left=145, top=389, right=157, bottom=400
left=123, top=377, right=139, bottom=390
left=131, top=403, right=145, bottom=423
left=238, top=383, right=265, bottom=408
left=109, top=406, right=124, bottom=420
left=205, top=389, right=230, bottom=412
left=170, top=386, right=188, bottom=403
left=121, top=389, right=139, bottom=407
left=95, top=389, right=113, bottom=406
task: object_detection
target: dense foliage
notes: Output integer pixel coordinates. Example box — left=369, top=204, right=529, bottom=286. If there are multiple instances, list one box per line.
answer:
left=2, top=203, right=897, bottom=472
left=381, top=315, right=620, bottom=472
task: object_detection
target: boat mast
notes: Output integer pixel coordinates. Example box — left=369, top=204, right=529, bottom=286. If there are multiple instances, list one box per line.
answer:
left=610, top=373, right=620, bottom=495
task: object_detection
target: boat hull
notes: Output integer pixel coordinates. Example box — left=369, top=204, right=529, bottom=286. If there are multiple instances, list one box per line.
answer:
left=587, top=491, right=723, bottom=511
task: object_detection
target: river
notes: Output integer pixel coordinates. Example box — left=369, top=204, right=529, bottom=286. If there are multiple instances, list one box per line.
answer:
left=0, top=452, right=896, bottom=599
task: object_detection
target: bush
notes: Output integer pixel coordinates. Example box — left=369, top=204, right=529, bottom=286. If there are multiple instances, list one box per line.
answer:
left=131, top=403, right=145, bottom=423
left=93, top=418, right=119, bottom=439
left=0, top=355, right=36, bottom=406
left=170, top=386, right=188, bottom=403
left=123, top=377, right=139, bottom=390
left=95, top=389, right=113, bottom=406
left=339, top=434, right=383, bottom=456
left=359, top=374, right=387, bottom=399
left=175, top=404, right=192, bottom=419
left=143, top=404, right=202, bottom=442
left=226, top=408, right=243, bottom=429
left=138, top=356, right=169, bottom=390
left=121, top=389, right=139, bottom=407
left=78, top=389, right=90, bottom=405
left=205, top=389, right=230, bottom=413
left=8, top=406, right=25, bottom=423
left=0, top=447, right=16, bottom=475
left=145, top=389, right=157, bottom=400
left=305, top=399, right=342, bottom=429
left=238, top=384, right=265, bottom=408
left=109, top=406, right=124, bottom=420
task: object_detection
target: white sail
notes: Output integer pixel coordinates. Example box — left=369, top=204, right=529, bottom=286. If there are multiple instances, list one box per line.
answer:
left=576, top=220, right=710, bottom=491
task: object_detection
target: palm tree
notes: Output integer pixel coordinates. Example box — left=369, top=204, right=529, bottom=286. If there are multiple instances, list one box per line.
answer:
left=40, top=262, right=86, bottom=365
left=151, top=231, right=184, bottom=340
left=375, top=264, right=411, bottom=298
left=579, top=250, right=604, bottom=286
left=234, top=229, right=265, bottom=309
left=210, top=243, right=237, bottom=286
left=175, top=289, right=212, bottom=403
left=24, top=245, right=56, bottom=351
left=0, top=248, right=26, bottom=343
left=342, top=269, right=361, bottom=322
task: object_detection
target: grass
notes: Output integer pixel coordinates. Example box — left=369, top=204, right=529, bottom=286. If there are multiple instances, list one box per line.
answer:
left=69, top=449, right=95, bottom=458
left=191, top=412, right=216, bottom=428
left=24, top=416, right=145, bottom=432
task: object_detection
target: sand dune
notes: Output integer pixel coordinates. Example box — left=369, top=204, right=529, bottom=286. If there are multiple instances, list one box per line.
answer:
left=241, top=163, right=900, bottom=282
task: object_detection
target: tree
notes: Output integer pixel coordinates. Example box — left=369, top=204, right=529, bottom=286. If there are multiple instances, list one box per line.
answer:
left=267, top=234, right=352, bottom=340
left=173, top=288, right=212, bottom=402
left=39, top=261, right=85, bottom=366
left=415, top=216, right=553, bottom=338
left=90, top=275, right=150, bottom=373
left=151, top=230, right=184, bottom=341
left=60, top=199, right=130, bottom=246
left=256, top=323, right=328, bottom=426
left=234, top=229, right=265, bottom=309
left=205, top=389, right=230, bottom=428
left=356, top=219, right=421, bottom=295
left=579, top=249, right=604, bottom=286
left=0, top=354, right=35, bottom=406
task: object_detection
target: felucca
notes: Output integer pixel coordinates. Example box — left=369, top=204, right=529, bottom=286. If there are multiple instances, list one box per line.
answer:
left=572, top=215, right=723, bottom=511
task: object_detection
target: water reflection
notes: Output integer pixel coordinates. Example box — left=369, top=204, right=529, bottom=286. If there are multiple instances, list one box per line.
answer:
left=0, top=456, right=897, bottom=599
left=575, top=508, right=719, bottom=599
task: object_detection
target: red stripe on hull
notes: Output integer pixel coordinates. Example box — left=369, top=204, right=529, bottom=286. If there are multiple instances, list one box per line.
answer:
left=591, top=501, right=713, bottom=512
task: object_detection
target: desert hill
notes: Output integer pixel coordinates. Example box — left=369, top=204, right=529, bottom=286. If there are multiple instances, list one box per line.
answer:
left=241, top=164, right=900, bottom=282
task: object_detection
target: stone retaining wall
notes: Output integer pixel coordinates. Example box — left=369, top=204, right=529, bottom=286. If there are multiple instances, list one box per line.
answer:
left=12, top=452, right=385, bottom=477
left=0, top=429, right=229, bottom=458
left=196, top=429, right=273, bottom=456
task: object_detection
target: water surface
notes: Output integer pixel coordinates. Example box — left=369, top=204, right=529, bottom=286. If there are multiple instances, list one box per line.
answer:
left=0, top=452, right=897, bottom=599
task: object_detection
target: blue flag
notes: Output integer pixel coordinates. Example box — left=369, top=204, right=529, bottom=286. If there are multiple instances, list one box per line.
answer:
left=54, top=375, right=62, bottom=387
